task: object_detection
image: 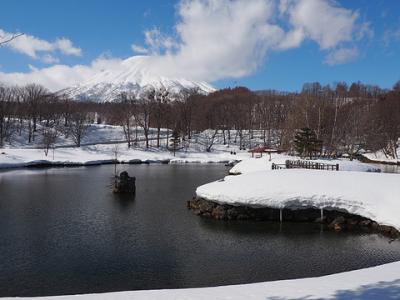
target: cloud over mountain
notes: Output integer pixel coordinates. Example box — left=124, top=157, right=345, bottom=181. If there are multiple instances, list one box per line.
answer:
left=0, top=0, right=370, bottom=91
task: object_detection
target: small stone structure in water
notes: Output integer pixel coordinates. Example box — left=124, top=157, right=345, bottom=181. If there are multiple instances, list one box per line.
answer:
left=187, top=198, right=400, bottom=239
left=113, top=171, right=136, bottom=194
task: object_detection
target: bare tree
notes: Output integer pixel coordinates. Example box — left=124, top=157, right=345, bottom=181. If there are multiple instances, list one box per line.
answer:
left=152, top=88, right=170, bottom=147
left=68, top=110, right=88, bottom=147
left=22, top=84, right=49, bottom=143
left=113, top=93, right=136, bottom=148
left=369, top=92, right=400, bottom=159
left=0, top=86, right=18, bottom=147
left=393, top=81, right=400, bottom=92
left=340, top=101, right=368, bottom=160
left=135, top=90, right=153, bottom=148
left=176, top=88, right=202, bottom=140
left=41, top=127, right=58, bottom=157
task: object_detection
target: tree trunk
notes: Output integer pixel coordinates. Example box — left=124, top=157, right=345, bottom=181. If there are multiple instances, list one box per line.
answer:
left=157, top=127, right=160, bottom=148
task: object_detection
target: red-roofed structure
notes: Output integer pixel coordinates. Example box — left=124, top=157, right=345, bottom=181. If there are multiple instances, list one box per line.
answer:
left=248, top=147, right=281, bottom=160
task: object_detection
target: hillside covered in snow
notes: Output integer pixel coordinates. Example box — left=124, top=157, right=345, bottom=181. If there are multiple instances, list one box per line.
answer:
left=60, top=56, right=215, bottom=102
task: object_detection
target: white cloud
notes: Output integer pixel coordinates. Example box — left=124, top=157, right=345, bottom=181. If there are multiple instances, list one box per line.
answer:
left=142, top=0, right=367, bottom=81
left=41, top=54, right=60, bottom=64
left=324, top=47, right=359, bottom=65
left=0, top=56, right=122, bottom=91
left=146, top=0, right=286, bottom=81
left=278, top=0, right=370, bottom=64
left=278, top=0, right=360, bottom=49
left=55, top=38, right=82, bottom=56
left=0, top=0, right=370, bottom=91
left=145, top=28, right=178, bottom=54
left=131, top=44, right=149, bottom=54
left=131, top=28, right=178, bottom=55
left=383, top=28, right=400, bottom=47
left=0, top=29, right=82, bottom=59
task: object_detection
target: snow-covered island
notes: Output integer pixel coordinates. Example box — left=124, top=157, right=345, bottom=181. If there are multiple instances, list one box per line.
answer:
left=189, top=155, right=400, bottom=238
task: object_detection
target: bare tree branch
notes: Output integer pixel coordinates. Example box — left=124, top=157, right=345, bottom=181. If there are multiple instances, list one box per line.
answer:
left=0, top=33, right=24, bottom=46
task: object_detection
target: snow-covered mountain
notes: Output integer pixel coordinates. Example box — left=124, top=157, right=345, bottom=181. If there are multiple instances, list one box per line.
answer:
left=60, top=56, right=216, bottom=102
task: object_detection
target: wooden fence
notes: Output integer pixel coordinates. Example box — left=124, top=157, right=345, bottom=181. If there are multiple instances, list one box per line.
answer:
left=272, top=160, right=339, bottom=171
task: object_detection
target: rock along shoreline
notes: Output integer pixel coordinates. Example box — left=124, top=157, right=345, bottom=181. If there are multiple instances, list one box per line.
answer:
left=187, top=197, right=400, bottom=239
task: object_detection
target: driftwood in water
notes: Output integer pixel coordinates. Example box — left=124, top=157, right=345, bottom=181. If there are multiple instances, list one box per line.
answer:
left=113, top=171, right=136, bottom=194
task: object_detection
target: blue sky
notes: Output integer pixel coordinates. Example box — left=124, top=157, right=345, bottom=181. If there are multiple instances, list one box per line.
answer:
left=0, top=0, right=399, bottom=91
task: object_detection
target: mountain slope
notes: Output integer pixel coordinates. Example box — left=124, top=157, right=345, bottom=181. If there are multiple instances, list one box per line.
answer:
left=61, top=56, right=215, bottom=102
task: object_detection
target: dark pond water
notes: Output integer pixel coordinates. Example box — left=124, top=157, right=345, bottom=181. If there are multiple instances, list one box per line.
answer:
left=1, top=164, right=400, bottom=297
left=372, top=163, right=400, bottom=174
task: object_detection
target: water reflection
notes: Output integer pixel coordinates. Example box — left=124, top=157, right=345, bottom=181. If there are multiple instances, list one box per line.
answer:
left=371, top=163, right=400, bottom=174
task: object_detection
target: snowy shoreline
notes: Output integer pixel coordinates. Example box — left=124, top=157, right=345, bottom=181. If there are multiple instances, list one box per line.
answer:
left=0, top=157, right=228, bottom=170
left=2, top=261, right=400, bottom=300
left=0, top=145, right=241, bottom=170
left=0, top=124, right=244, bottom=170
left=361, top=153, right=400, bottom=166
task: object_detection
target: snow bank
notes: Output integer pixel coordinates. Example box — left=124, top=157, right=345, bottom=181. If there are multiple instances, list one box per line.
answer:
left=196, top=169, right=400, bottom=230
left=229, top=154, right=381, bottom=175
left=363, top=151, right=400, bottom=165
left=0, top=144, right=241, bottom=169
left=5, top=124, right=126, bottom=148
left=3, top=261, right=400, bottom=300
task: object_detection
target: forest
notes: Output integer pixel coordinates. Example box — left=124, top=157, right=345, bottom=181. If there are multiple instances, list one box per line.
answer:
left=0, top=81, right=399, bottom=159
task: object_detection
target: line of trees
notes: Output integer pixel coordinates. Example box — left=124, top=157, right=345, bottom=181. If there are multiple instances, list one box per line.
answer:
left=1, top=81, right=399, bottom=159
left=0, top=84, right=95, bottom=151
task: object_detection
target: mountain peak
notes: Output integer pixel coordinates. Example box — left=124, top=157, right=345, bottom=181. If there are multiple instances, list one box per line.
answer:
left=61, top=56, right=215, bottom=102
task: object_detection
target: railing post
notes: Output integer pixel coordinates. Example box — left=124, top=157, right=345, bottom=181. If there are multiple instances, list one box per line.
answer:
left=280, top=208, right=283, bottom=223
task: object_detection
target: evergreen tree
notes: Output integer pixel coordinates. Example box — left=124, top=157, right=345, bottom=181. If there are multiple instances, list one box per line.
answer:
left=293, top=127, right=322, bottom=159
left=169, top=129, right=181, bottom=157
